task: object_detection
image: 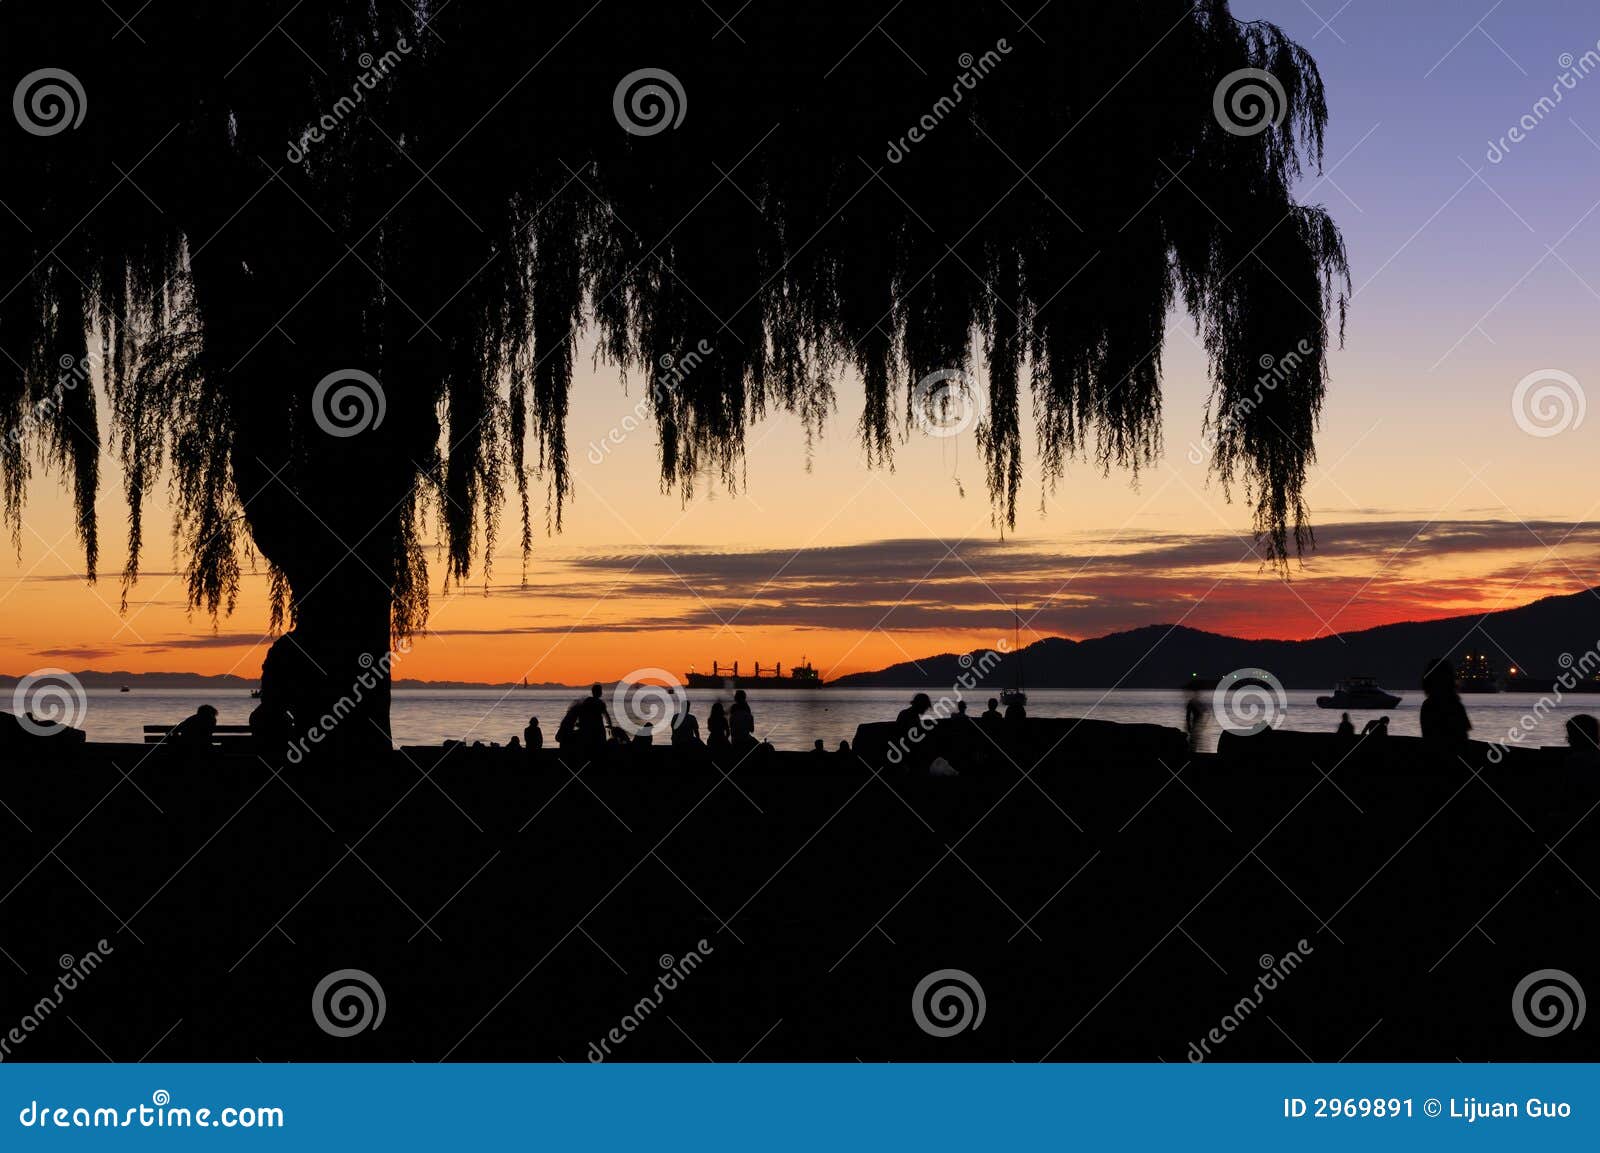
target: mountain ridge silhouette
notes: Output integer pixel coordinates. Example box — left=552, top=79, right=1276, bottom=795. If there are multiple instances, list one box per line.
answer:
left=835, top=587, right=1600, bottom=689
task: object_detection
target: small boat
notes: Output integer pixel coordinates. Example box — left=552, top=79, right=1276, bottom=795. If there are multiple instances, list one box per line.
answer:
left=1316, top=676, right=1402, bottom=710
left=119, top=685, right=131, bottom=693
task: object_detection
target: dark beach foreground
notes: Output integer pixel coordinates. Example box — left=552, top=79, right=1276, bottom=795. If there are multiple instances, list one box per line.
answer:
left=1, top=719, right=1596, bottom=1062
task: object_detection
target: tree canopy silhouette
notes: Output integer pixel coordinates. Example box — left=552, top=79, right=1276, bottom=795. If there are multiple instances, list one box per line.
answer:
left=1, top=0, right=1347, bottom=747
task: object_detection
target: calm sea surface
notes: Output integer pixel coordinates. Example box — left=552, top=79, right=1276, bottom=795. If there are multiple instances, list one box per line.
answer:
left=56, top=687, right=1599, bottom=754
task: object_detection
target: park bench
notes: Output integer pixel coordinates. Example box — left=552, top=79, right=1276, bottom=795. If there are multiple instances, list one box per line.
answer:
left=143, top=723, right=254, bottom=748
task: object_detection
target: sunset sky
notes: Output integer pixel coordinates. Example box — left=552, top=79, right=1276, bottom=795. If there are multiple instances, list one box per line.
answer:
left=5, top=0, right=1600, bottom=685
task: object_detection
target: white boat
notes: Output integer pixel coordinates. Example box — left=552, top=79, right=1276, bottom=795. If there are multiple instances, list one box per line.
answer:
left=1316, top=676, right=1402, bottom=710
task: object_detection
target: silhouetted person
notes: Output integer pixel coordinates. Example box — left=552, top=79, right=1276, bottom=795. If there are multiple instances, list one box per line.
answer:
left=1566, top=714, right=1600, bottom=768
left=1004, top=695, right=1027, bottom=746
left=1335, top=712, right=1355, bottom=737
left=707, top=701, right=730, bottom=752
left=1420, top=657, right=1470, bottom=752
left=1361, top=715, right=1390, bottom=737
left=171, top=703, right=218, bottom=751
left=507, top=735, right=522, bottom=751
left=837, top=739, right=850, bottom=756
left=730, top=689, right=755, bottom=746
left=955, top=700, right=969, bottom=718
left=895, top=692, right=933, bottom=732
left=671, top=705, right=702, bottom=749
left=982, top=697, right=1002, bottom=724
left=525, top=715, right=543, bottom=751
left=556, top=699, right=582, bottom=752
left=575, top=683, right=614, bottom=758
left=250, top=696, right=292, bottom=762
left=1183, top=686, right=1205, bottom=753
left=811, top=738, right=828, bottom=767
left=632, top=721, right=653, bottom=746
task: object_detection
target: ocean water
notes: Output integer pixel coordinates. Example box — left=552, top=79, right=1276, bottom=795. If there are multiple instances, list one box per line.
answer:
left=40, top=686, right=1600, bottom=754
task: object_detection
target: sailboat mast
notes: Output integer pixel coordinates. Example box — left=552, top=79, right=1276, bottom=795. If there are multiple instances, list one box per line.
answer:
left=1015, top=602, right=1022, bottom=690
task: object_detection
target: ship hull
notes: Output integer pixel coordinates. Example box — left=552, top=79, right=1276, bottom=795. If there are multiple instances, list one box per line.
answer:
left=1316, top=692, right=1402, bottom=710
left=683, top=673, right=825, bottom=690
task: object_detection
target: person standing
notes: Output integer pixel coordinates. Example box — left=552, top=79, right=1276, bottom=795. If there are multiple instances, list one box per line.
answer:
left=1420, top=658, right=1470, bottom=753
left=730, top=689, right=755, bottom=746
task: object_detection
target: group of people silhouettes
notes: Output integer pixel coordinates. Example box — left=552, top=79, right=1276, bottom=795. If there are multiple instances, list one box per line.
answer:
left=534, top=684, right=768, bottom=764
left=1329, top=656, right=1600, bottom=768
left=147, top=656, right=1600, bottom=772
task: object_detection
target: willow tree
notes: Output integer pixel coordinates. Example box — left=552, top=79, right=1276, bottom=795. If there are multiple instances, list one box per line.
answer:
left=0, top=0, right=1346, bottom=750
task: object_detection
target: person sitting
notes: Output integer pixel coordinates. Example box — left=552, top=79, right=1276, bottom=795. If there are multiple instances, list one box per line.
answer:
left=707, top=701, right=730, bottom=751
left=895, top=692, right=933, bottom=733
left=249, top=697, right=292, bottom=762
left=171, top=704, right=219, bottom=751
left=507, top=735, right=522, bottom=751
left=556, top=699, right=582, bottom=752
left=836, top=739, right=851, bottom=756
left=1565, top=714, right=1600, bottom=768
left=981, top=698, right=1002, bottom=725
left=1335, top=712, right=1355, bottom=737
left=671, top=705, right=703, bottom=749
left=631, top=721, right=654, bottom=747
left=1003, top=695, right=1028, bottom=747
left=730, top=690, right=755, bottom=747
left=1361, top=715, right=1390, bottom=737
left=524, top=715, right=543, bottom=752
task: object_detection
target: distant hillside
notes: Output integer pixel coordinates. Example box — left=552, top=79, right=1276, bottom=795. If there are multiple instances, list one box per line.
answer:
left=0, top=669, right=256, bottom=690
left=834, top=588, right=1600, bottom=690
left=0, top=670, right=578, bottom=691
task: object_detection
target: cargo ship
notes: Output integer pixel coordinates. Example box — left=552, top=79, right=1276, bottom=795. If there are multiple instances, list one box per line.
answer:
left=683, top=660, right=825, bottom=690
